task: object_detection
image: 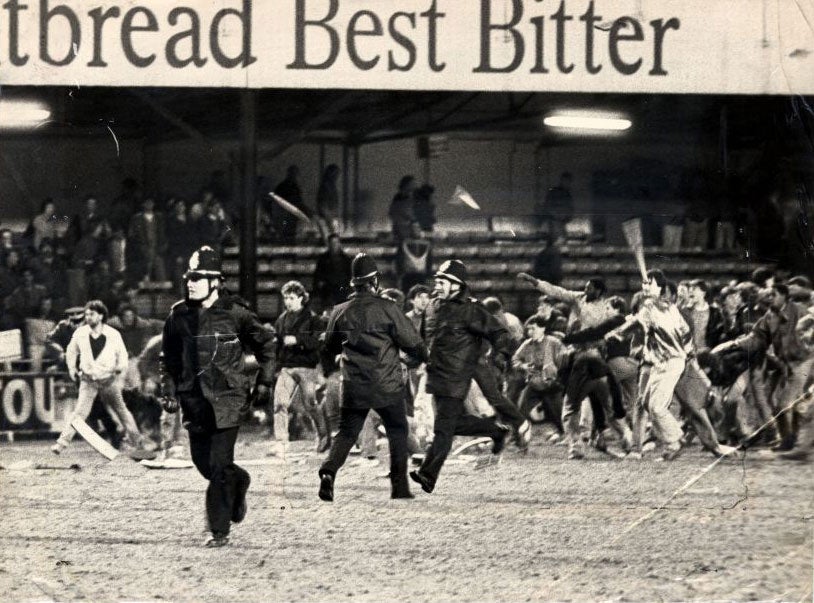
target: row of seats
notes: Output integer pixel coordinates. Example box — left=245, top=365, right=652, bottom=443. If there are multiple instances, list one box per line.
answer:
left=226, top=242, right=746, bottom=262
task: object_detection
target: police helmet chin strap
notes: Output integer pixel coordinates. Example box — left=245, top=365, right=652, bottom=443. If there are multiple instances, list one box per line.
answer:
left=187, top=278, right=220, bottom=305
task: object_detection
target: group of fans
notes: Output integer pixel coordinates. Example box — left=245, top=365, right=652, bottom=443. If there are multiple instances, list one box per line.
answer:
left=36, top=238, right=814, bottom=547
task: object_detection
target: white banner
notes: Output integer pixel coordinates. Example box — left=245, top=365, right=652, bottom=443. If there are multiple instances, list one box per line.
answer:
left=0, top=0, right=812, bottom=93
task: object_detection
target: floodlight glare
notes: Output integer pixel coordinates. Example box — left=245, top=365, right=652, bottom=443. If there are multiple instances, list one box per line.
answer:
left=0, top=100, right=51, bottom=128
left=544, top=114, right=631, bottom=131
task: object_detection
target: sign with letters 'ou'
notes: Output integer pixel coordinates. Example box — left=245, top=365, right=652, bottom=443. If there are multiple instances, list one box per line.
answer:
left=0, top=373, right=72, bottom=432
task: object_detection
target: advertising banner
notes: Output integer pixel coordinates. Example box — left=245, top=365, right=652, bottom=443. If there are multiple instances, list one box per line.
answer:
left=0, top=0, right=811, bottom=94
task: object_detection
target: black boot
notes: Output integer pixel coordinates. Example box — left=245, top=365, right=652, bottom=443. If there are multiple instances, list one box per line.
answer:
left=390, top=473, right=414, bottom=499
left=318, top=470, right=334, bottom=502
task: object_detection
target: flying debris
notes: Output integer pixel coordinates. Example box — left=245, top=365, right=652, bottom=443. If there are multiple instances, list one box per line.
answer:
left=448, top=185, right=480, bottom=210
left=270, top=192, right=312, bottom=225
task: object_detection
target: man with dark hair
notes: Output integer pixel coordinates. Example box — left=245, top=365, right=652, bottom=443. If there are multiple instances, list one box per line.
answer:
left=318, top=253, right=427, bottom=502
left=410, top=260, right=516, bottom=494
left=513, top=314, right=569, bottom=434
left=312, top=234, right=353, bottom=313
left=607, top=270, right=736, bottom=460
left=538, top=171, right=574, bottom=241
left=160, top=245, right=276, bottom=547
left=405, top=284, right=431, bottom=332
left=272, top=165, right=309, bottom=243
left=271, top=279, right=330, bottom=455
left=685, top=279, right=726, bottom=352
left=52, top=300, right=146, bottom=455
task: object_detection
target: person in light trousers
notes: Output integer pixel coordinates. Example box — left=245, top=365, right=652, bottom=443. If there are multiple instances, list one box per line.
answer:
left=52, top=300, right=146, bottom=454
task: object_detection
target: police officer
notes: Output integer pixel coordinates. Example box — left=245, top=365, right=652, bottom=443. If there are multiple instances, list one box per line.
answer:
left=159, top=246, right=275, bottom=547
left=318, top=253, right=427, bottom=502
left=410, top=260, right=514, bottom=495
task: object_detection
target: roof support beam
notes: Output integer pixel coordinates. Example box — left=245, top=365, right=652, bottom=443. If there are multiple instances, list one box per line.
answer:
left=259, top=93, right=356, bottom=162
left=130, top=90, right=211, bottom=145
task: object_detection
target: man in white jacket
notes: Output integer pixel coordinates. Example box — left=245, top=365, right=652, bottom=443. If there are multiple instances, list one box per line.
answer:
left=52, top=300, right=146, bottom=454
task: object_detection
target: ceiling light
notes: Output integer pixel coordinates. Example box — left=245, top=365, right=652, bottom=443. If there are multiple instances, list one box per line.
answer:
left=0, top=100, right=52, bottom=128
left=544, top=113, right=631, bottom=131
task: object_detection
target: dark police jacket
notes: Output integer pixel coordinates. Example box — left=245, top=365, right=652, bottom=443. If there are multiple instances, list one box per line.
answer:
left=321, top=289, right=426, bottom=409
left=160, top=293, right=275, bottom=429
left=423, top=290, right=513, bottom=399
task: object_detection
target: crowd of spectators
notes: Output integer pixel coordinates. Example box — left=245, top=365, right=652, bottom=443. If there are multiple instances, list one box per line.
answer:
left=0, top=178, right=235, bottom=361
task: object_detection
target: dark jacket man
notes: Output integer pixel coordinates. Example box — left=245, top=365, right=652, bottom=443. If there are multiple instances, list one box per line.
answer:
left=159, top=245, right=275, bottom=548
left=275, top=307, right=322, bottom=369
left=161, top=293, right=275, bottom=429
left=411, top=260, right=515, bottom=495
left=322, top=290, right=425, bottom=408
left=423, top=290, right=514, bottom=400
left=318, top=253, right=427, bottom=502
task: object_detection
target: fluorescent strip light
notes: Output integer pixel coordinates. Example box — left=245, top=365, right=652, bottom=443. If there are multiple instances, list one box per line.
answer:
left=544, top=115, right=631, bottom=131
left=0, top=100, right=52, bottom=128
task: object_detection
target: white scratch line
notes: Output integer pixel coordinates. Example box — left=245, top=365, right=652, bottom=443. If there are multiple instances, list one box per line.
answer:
left=106, top=125, right=120, bottom=157
left=536, top=389, right=813, bottom=599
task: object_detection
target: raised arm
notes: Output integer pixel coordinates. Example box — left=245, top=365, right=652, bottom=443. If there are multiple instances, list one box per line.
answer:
left=517, top=272, right=581, bottom=305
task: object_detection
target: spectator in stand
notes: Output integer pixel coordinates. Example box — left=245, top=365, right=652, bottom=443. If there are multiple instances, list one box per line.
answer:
left=204, top=170, right=235, bottom=224
left=312, top=234, right=353, bottom=313
left=531, top=236, right=564, bottom=285
left=316, top=164, right=341, bottom=242
left=29, top=198, right=59, bottom=251
left=413, top=184, right=437, bottom=233
left=72, top=220, right=110, bottom=271
left=0, top=228, right=15, bottom=264
left=29, top=242, right=62, bottom=303
left=0, top=250, right=22, bottom=329
left=109, top=178, right=142, bottom=235
left=537, top=172, right=574, bottom=241
left=682, top=172, right=712, bottom=249
left=166, top=198, right=198, bottom=285
left=395, top=223, right=432, bottom=293
left=389, top=175, right=417, bottom=243
left=87, top=259, right=118, bottom=312
left=68, top=195, right=107, bottom=246
left=127, top=196, right=168, bottom=284
left=272, top=165, right=310, bottom=243
left=714, top=189, right=738, bottom=250
left=4, top=269, right=49, bottom=330
left=197, top=198, right=232, bottom=254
